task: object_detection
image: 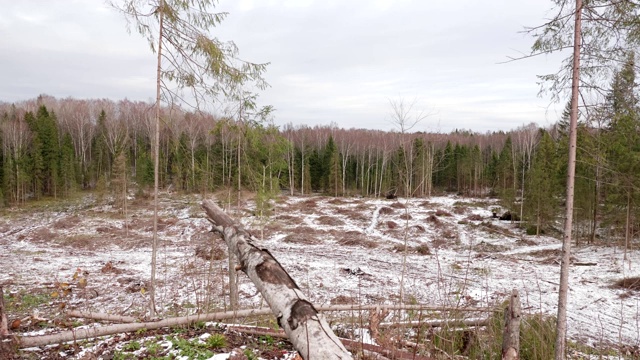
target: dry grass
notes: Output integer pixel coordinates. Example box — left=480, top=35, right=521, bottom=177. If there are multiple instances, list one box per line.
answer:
left=338, top=231, right=378, bottom=248
left=426, top=214, right=441, bottom=224
left=473, top=241, right=508, bottom=253
left=330, top=295, right=357, bottom=305
left=379, top=207, right=395, bottom=215
left=327, top=198, right=349, bottom=205
left=436, top=209, right=452, bottom=217
left=29, top=227, right=56, bottom=242
left=194, top=243, right=227, bottom=261
left=525, top=249, right=561, bottom=258
left=386, top=221, right=398, bottom=229
left=275, top=214, right=304, bottom=225
left=399, top=213, right=412, bottom=220
left=441, top=227, right=459, bottom=240
left=334, top=207, right=369, bottom=222
left=282, top=233, right=321, bottom=245
left=613, top=277, right=640, bottom=291
left=466, top=214, right=484, bottom=221
left=477, top=221, right=518, bottom=238
left=453, top=206, right=467, bottom=215
left=389, top=202, right=406, bottom=209
left=56, top=234, right=97, bottom=249
left=52, top=215, right=82, bottom=230
left=315, top=215, right=345, bottom=226
left=390, top=243, right=431, bottom=255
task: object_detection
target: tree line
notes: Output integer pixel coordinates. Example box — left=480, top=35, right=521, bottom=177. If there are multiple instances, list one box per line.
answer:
left=1, top=55, right=638, bottom=245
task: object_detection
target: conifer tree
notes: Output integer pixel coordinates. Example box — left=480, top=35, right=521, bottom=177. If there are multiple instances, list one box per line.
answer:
left=525, top=130, right=558, bottom=235
left=604, top=53, right=640, bottom=260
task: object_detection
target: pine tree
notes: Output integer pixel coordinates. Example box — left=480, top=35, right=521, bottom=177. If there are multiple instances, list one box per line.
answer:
left=525, top=130, right=558, bottom=235
left=59, top=133, right=77, bottom=197
left=111, top=151, right=128, bottom=213
left=324, top=136, right=341, bottom=196
left=604, top=53, right=640, bottom=259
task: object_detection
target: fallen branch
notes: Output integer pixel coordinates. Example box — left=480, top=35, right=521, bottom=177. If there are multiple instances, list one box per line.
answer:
left=316, top=304, right=493, bottom=313
left=203, top=200, right=352, bottom=359
left=16, top=308, right=273, bottom=348
left=65, top=311, right=138, bottom=323
left=12, top=302, right=491, bottom=350
left=379, top=318, right=489, bottom=329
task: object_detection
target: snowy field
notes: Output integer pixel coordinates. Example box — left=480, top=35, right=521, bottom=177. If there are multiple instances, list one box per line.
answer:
left=1, top=192, right=640, bottom=357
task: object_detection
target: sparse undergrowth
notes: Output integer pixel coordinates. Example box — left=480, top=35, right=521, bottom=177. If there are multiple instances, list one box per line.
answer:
left=1, top=191, right=638, bottom=359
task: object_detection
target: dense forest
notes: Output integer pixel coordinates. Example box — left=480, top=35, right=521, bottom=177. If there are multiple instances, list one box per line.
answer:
left=0, top=55, right=638, bottom=246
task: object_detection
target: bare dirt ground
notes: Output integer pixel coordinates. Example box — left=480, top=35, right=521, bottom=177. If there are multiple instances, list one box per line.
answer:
left=2, top=191, right=640, bottom=359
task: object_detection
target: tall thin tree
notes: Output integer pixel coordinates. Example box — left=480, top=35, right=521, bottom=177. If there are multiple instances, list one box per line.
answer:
left=112, top=0, right=268, bottom=315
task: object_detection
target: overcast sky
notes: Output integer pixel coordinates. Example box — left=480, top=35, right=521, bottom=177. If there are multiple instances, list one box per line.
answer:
left=0, top=0, right=567, bottom=133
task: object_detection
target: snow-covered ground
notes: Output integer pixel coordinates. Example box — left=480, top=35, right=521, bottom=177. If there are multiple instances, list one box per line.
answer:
left=2, top=193, right=639, bottom=356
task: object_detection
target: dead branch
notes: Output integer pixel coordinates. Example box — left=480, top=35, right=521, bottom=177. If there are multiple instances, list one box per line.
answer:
left=10, top=302, right=492, bottom=350
left=202, top=199, right=352, bottom=359
left=16, top=308, right=272, bottom=348
left=65, top=311, right=138, bottom=323
left=379, top=318, right=489, bottom=329
left=316, top=304, right=493, bottom=313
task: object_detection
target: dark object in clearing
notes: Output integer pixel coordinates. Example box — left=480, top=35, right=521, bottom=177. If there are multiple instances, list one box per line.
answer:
left=341, top=267, right=369, bottom=276
left=613, top=277, right=640, bottom=291
left=385, top=190, right=397, bottom=200
left=499, top=211, right=520, bottom=221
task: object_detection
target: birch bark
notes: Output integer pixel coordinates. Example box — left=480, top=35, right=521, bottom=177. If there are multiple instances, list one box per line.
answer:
left=202, top=200, right=353, bottom=359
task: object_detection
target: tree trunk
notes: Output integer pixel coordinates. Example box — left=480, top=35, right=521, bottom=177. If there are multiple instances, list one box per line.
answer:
left=625, top=191, right=631, bottom=262
left=202, top=200, right=353, bottom=359
left=149, top=2, right=164, bottom=317
left=16, top=308, right=274, bottom=349
left=502, top=289, right=521, bottom=360
left=554, top=1, right=581, bottom=358
left=0, top=286, right=9, bottom=337
left=228, top=249, right=238, bottom=310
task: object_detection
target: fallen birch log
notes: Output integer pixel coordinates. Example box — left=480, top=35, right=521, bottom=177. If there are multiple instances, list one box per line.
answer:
left=65, top=311, right=138, bottom=323
left=16, top=308, right=273, bottom=348
left=203, top=199, right=353, bottom=359
left=13, top=303, right=491, bottom=350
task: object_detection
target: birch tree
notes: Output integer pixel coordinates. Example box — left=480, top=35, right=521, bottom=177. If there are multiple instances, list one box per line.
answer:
left=202, top=200, right=353, bottom=359
left=112, top=0, right=268, bottom=316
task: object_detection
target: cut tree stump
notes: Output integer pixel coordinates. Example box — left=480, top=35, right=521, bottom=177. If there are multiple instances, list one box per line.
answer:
left=502, top=289, right=521, bottom=360
left=203, top=200, right=353, bottom=360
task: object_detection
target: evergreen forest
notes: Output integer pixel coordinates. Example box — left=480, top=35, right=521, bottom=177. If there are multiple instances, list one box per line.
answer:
left=1, top=54, right=639, bottom=247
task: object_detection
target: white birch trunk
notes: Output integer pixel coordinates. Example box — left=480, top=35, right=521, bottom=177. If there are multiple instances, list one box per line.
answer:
left=202, top=200, right=353, bottom=359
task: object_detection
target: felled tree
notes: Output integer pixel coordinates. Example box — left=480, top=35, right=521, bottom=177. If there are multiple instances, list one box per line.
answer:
left=202, top=200, right=353, bottom=359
